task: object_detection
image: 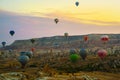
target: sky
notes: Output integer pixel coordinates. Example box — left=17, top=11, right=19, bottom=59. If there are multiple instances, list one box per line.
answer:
left=0, top=0, right=120, bottom=45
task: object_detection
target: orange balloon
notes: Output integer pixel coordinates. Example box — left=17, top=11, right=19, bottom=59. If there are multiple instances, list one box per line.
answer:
left=31, top=48, right=35, bottom=52
left=84, top=36, right=88, bottom=41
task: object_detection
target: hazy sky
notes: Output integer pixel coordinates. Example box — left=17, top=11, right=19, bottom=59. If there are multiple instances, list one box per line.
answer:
left=0, top=0, right=120, bottom=45
left=1, top=0, right=120, bottom=25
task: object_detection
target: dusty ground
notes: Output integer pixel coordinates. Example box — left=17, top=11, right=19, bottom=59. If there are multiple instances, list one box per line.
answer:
left=0, top=50, right=119, bottom=80
left=0, top=59, right=119, bottom=80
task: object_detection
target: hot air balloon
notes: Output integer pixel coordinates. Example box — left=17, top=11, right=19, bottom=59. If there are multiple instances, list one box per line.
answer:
left=97, top=49, right=107, bottom=59
left=84, top=36, right=88, bottom=42
left=70, top=49, right=76, bottom=55
left=70, top=54, right=79, bottom=63
left=75, top=1, right=79, bottom=6
left=26, top=51, right=33, bottom=58
left=2, top=42, right=6, bottom=47
left=8, top=49, right=13, bottom=53
left=79, top=48, right=87, bottom=60
left=64, top=32, right=68, bottom=38
left=101, top=35, right=109, bottom=43
left=31, top=48, right=35, bottom=52
left=53, top=43, right=59, bottom=48
left=9, top=30, right=15, bottom=36
left=54, top=18, right=59, bottom=24
left=18, top=52, right=29, bottom=68
left=30, top=39, right=35, bottom=44
left=20, top=52, right=27, bottom=56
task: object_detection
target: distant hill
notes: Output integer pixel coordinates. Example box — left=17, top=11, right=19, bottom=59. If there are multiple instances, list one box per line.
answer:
left=4, top=34, right=120, bottom=49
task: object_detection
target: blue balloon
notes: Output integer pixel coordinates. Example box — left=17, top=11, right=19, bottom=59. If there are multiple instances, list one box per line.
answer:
left=26, top=51, right=33, bottom=58
left=79, top=48, right=87, bottom=60
left=53, top=43, right=59, bottom=48
left=18, top=55, right=29, bottom=68
left=20, top=52, right=26, bottom=56
left=9, top=30, right=15, bottom=36
left=75, top=1, right=79, bottom=6
left=2, top=42, right=6, bottom=47
left=70, top=49, right=76, bottom=55
left=8, top=49, right=13, bottom=53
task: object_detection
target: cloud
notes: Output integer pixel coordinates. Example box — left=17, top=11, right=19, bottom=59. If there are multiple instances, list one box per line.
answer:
left=74, top=18, right=120, bottom=26
left=30, top=10, right=120, bottom=25
left=30, top=10, right=96, bottom=18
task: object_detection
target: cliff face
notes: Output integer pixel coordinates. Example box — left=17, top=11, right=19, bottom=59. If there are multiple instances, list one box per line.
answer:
left=5, top=34, right=120, bottom=49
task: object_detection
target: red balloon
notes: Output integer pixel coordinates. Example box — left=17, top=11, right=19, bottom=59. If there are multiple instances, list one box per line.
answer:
left=101, top=35, right=109, bottom=42
left=31, top=48, right=35, bottom=52
left=97, top=49, right=107, bottom=59
left=84, top=36, right=88, bottom=41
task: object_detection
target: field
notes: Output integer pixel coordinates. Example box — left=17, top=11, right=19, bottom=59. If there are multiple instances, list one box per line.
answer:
left=0, top=48, right=119, bottom=80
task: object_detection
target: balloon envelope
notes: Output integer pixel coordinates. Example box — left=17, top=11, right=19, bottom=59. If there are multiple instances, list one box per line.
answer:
left=30, top=39, right=35, bottom=44
left=70, top=54, right=79, bottom=63
left=97, top=49, right=107, bottom=59
left=70, top=49, right=76, bottom=55
left=9, top=30, right=15, bottom=36
left=2, top=42, right=6, bottom=47
left=64, top=33, right=68, bottom=38
left=75, top=1, right=79, bottom=6
left=84, top=36, right=88, bottom=41
left=8, top=49, right=13, bottom=53
left=20, top=52, right=26, bottom=56
left=79, top=48, right=87, bottom=60
left=54, top=18, right=59, bottom=24
left=53, top=43, right=59, bottom=48
left=31, top=48, right=35, bottom=52
left=26, top=51, right=33, bottom=58
left=18, top=55, right=29, bottom=68
left=101, top=35, right=109, bottom=42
